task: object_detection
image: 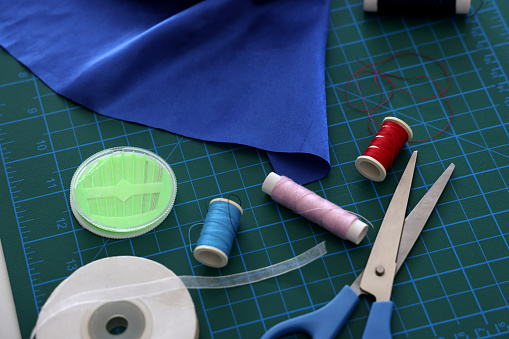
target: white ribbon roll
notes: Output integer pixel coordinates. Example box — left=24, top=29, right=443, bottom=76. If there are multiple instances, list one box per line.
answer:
left=32, top=242, right=326, bottom=339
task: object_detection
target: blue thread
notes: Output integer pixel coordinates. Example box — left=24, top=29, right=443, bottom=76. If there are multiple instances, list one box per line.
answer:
left=196, top=200, right=242, bottom=259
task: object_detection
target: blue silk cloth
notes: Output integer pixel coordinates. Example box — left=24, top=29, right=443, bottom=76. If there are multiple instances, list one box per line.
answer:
left=0, top=0, right=331, bottom=184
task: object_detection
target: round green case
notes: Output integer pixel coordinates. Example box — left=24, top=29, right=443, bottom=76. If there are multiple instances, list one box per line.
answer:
left=70, top=147, right=177, bottom=238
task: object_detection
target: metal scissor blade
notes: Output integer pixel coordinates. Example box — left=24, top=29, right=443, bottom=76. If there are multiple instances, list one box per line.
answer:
left=351, top=163, right=455, bottom=296
left=360, top=151, right=417, bottom=301
left=396, top=163, right=455, bottom=272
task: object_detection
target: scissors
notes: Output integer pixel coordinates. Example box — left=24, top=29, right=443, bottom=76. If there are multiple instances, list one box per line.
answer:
left=262, top=151, right=455, bottom=339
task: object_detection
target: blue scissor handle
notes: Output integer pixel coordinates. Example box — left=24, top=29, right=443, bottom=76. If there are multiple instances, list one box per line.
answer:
left=362, top=301, right=393, bottom=339
left=261, top=285, right=359, bottom=339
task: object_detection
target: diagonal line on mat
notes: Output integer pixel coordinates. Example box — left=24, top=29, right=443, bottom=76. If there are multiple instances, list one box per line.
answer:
left=165, top=136, right=184, bottom=162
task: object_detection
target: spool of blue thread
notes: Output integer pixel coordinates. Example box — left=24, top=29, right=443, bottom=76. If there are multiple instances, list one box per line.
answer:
left=193, top=198, right=243, bottom=268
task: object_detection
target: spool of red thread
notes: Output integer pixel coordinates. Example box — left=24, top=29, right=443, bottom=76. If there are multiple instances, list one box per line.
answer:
left=355, top=117, right=413, bottom=182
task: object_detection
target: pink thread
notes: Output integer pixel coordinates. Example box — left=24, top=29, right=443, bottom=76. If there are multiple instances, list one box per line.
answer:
left=271, top=176, right=358, bottom=240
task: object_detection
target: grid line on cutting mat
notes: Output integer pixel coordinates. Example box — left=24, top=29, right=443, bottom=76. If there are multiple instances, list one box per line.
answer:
left=0, top=0, right=508, bottom=338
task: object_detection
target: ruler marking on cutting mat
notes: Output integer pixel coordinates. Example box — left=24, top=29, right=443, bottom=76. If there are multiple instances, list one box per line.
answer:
left=422, top=5, right=509, bottom=333
left=434, top=4, right=509, bottom=337
left=0, top=133, right=40, bottom=312
left=32, top=75, right=85, bottom=274
left=0, top=75, right=85, bottom=310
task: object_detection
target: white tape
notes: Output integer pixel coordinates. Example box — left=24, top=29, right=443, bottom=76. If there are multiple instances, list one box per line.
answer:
left=32, top=242, right=326, bottom=339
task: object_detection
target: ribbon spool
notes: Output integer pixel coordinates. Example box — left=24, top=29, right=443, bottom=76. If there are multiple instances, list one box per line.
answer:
left=32, top=244, right=328, bottom=339
left=262, top=173, right=367, bottom=245
left=193, top=198, right=243, bottom=268
left=70, top=147, right=177, bottom=239
left=356, top=117, right=413, bottom=182
left=364, top=0, right=471, bottom=15
left=33, top=256, right=198, bottom=339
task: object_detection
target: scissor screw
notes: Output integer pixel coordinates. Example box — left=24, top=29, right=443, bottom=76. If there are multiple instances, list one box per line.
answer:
left=375, top=265, right=385, bottom=276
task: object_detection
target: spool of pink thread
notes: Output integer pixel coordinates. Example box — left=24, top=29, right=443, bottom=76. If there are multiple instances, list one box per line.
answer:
left=262, top=173, right=368, bottom=244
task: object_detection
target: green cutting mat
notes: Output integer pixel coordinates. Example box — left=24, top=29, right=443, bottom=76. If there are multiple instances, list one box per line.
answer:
left=1, top=0, right=508, bottom=338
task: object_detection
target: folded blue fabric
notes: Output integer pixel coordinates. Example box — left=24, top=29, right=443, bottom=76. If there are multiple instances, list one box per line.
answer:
left=0, top=0, right=331, bottom=184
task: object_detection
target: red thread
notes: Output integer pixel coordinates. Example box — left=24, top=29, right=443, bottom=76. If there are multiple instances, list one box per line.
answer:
left=363, top=120, right=409, bottom=170
left=355, top=117, right=412, bottom=181
left=344, top=52, right=453, bottom=142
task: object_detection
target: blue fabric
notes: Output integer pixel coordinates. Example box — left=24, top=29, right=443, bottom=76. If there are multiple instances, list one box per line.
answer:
left=0, top=0, right=331, bottom=184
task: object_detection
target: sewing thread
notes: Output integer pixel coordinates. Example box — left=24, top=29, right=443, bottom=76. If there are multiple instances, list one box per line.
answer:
left=193, top=198, right=243, bottom=268
left=363, top=0, right=471, bottom=15
left=345, top=52, right=453, bottom=142
left=262, top=173, right=368, bottom=244
left=355, top=117, right=412, bottom=182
